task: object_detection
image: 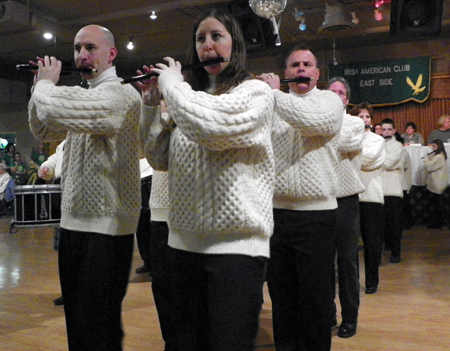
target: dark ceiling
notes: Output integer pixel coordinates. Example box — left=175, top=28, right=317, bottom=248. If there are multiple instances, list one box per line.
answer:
left=1, top=0, right=449, bottom=84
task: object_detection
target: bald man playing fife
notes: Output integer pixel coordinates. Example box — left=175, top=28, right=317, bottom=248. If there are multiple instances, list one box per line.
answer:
left=29, top=25, right=142, bottom=351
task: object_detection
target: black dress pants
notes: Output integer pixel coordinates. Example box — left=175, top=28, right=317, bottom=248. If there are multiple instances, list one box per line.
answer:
left=135, top=175, right=152, bottom=268
left=360, top=202, right=383, bottom=289
left=58, top=229, right=134, bottom=351
left=334, top=195, right=361, bottom=323
left=267, top=208, right=336, bottom=351
left=150, top=221, right=178, bottom=351
left=168, top=247, right=267, bottom=351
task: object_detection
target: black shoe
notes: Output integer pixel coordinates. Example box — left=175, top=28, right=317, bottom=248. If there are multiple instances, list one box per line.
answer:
left=389, top=255, right=401, bottom=264
left=331, top=318, right=338, bottom=327
left=53, top=296, right=64, bottom=306
left=338, top=322, right=357, bottom=338
left=135, top=264, right=151, bottom=274
left=365, top=286, right=377, bottom=294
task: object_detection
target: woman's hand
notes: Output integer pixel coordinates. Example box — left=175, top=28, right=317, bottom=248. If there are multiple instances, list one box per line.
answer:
left=151, top=57, right=182, bottom=76
left=134, top=65, right=160, bottom=106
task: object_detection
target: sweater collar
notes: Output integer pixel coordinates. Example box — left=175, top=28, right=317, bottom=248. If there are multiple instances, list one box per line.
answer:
left=87, top=66, right=119, bottom=89
left=289, top=86, right=317, bottom=97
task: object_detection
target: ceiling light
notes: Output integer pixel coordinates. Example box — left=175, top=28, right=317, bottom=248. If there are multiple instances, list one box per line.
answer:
left=127, top=36, right=134, bottom=50
left=374, top=0, right=385, bottom=9
left=374, top=9, right=383, bottom=21
left=351, top=10, right=359, bottom=24
left=299, top=17, right=306, bottom=31
left=43, top=32, right=53, bottom=39
left=150, top=11, right=157, bottom=20
left=249, top=0, right=287, bottom=19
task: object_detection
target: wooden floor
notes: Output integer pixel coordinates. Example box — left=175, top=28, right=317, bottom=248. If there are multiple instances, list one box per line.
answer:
left=1, top=217, right=449, bottom=351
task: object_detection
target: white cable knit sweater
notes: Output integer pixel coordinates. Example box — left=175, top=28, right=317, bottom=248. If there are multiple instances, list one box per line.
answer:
left=28, top=67, right=142, bottom=235
left=142, top=71, right=275, bottom=258
left=359, top=131, right=386, bottom=204
left=336, top=113, right=365, bottom=198
left=424, top=153, right=448, bottom=195
left=382, top=138, right=404, bottom=198
left=271, top=87, right=343, bottom=211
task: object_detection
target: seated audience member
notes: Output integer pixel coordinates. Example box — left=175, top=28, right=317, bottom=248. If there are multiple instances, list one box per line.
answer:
left=423, top=139, right=449, bottom=229
left=401, top=122, right=424, bottom=145
left=373, top=123, right=382, bottom=136
left=3, top=143, right=16, bottom=172
left=0, top=163, right=12, bottom=213
left=427, top=115, right=450, bottom=144
left=10, top=152, right=27, bottom=185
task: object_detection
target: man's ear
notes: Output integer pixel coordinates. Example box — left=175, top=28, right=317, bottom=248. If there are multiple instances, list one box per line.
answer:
left=109, top=47, right=118, bottom=63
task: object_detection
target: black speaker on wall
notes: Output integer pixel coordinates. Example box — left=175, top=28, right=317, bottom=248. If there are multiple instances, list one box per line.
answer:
left=390, top=0, right=444, bottom=37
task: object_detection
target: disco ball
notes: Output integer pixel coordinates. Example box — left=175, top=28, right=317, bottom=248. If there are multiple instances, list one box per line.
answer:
left=248, top=0, right=287, bottom=19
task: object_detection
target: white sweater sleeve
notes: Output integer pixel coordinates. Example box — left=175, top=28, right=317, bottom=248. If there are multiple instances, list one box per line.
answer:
left=29, top=80, right=137, bottom=141
left=273, top=88, right=343, bottom=137
left=338, top=114, right=365, bottom=153
left=158, top=71, right=274, bottom=151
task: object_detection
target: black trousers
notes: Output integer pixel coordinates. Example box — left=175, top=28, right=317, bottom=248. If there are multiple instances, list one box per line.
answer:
left=427, top=190, right=445, bottom=228
left=333, top=195, right=361, bottom=323
left=267, top=208, right=336, bottom=351
left=383, top=196, right=403, bottom=258
left=58, top=229, right=134, bottom=351
left=135, top=175, right=152, bottom=268
left=360, top=202, right=384, bottom=289
left=150, top=221, right=178, bottom=351
left=168, top=247, right=267, bottom=351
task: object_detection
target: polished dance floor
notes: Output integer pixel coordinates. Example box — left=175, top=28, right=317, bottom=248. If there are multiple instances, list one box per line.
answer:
left=0, top=216, right=449, bottom=351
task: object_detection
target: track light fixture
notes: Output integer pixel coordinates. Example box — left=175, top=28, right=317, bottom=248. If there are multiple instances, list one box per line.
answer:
left=150, top=11, right=157, bottom=20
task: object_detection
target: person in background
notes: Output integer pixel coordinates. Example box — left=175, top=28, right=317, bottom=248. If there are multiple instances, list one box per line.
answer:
left=349, top=102, right=386, bottom=294
left=325, top=77, right=365, bottom=339
left=28, top=24, right=142, bottom=351
left=258, top=45, right=343, bottom=351
left=31, top=141, right=50, bottom=167
left=3, top=143, right=16, bottom=171
left=380, top=118, right=404, bottom=264
left=141, top=9, right=275, bottom=351
left=135, top=158, right=153, bottom=275
left=374, top=123, right=383, bottom=136
left=423, top=139, right=449, bottom=229
left=401, top=122, right=424, bottom=146
left=0, top=163, right=12, bottom=214
left=427, top=115, right=450, bottom=144
left=10, top=152, right=28, bottom=185
left=401, top=148, right=413, bottom=229
left=38, top=139, right=65, bottom=306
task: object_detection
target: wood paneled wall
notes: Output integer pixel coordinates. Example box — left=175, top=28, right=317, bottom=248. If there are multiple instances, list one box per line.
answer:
left=369, top=76, right=450, bottom=142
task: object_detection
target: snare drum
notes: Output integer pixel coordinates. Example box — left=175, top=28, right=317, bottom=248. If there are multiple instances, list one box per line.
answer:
left=10, top=184, right=62, bottom=230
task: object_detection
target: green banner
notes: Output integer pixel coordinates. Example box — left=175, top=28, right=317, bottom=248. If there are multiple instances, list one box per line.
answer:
left=328, top=56, right=431, bottom=106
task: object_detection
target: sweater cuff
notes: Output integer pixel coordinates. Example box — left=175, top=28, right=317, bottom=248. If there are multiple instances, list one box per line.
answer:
left=158, top=70, right=184, bottom=95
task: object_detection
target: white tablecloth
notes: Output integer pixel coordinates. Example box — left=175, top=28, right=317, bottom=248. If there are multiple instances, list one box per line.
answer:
left=404, top=144, right=450, bottom=186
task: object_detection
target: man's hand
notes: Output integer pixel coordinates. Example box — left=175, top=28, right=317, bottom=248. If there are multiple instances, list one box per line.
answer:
left=35, top=55, right=62, bottom=85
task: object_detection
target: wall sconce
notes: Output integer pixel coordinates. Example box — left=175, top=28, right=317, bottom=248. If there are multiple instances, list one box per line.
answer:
left=351, top=10, right=359, bottom=24
left=150, top=11, right=157, bottom=20
left=127, top=36, right=134, bottom=50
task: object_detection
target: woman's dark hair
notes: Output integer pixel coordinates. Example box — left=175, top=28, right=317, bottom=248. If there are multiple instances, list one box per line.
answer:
left=348, top=101, right=373, bottom=118
left=405, top=122, right=417, bottom=131
left=432, top=139, right=447, bottom=160
left=5, top=142, right=15, bottom=153
left=185, top=8, right=252, bottom=95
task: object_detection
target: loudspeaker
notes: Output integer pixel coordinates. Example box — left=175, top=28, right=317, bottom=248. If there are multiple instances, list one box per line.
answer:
left=228, top=1, right=275, bottom=53
left=390, top=0, right=444, bottom=37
